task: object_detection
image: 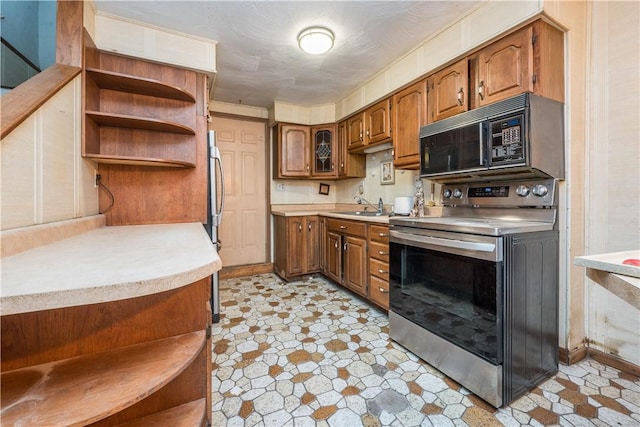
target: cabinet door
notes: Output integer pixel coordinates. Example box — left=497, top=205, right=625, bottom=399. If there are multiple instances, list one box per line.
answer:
left=310, top=125, right=337, bottom=178
left=366, top=98, right=392, bottom=145
left=306, top=216, right=320, bottom=272
left=326, top=232, right=342, bottom=283
left=338, top=120, right=366, bottom=178
left=392, top=79, right=427, bottom=169
left=278, top=123, right=310, bottom=177
left=344, top=236, right=367, bottom=297
left=287, top=217, right=305, bottom=276
left=429, top=59, right=469, bottom=122
left=347, top=112, right=365, bottom=151
left=477, top=26, right=533, bottom=107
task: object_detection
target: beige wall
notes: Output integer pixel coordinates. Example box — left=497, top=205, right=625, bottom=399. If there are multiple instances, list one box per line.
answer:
left=1, top=76, right=99, bottom=230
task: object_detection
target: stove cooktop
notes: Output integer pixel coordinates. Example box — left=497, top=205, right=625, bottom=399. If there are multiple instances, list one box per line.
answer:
left=390, top=215, right=555, bottom=236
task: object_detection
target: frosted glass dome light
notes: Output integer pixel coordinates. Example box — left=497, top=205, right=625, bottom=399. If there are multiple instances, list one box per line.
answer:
left=297, top=27, right=334, bottom=55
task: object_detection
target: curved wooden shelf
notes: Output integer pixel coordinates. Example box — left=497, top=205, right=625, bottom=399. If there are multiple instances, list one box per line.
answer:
left=86, top=111, right=196, bottom=135
left=115, top=399, right=205, bottom=427
left=0, top=331, right=205, bottom=426
left=86, top=68, right=196, bottom=102
left=84, top=153, right=195, bottom=168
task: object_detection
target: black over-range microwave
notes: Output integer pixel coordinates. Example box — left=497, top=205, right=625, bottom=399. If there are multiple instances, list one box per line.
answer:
left=419, top=93, right=564, bottom=182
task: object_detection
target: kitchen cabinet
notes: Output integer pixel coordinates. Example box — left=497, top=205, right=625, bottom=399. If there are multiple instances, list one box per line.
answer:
left=347, top=98, right=392, bottom=153
left=326, top=218, right=368, bottom=298
left=474, top=20, right=564, bottom=107
left=337, top=120, right=366, bottom=178
left=392, top=79, right=428, bottom=169
left=82, top=32, right=198, bottom=168
left=428, top=58, right=469, bottom=122
left=274, top=215, right=320, bottom=280
left=310, top=124, right=338, bottom=178
left=368, top=224, right=390, bottom=310
left=274, top=123, right=311, bottom=178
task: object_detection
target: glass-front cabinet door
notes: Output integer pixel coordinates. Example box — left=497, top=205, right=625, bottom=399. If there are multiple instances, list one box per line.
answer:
left=311, top=124, right=337, bottom=178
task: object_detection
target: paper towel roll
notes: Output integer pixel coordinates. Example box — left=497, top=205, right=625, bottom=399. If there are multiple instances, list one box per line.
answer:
left=394, top=196, right=414, bottom=215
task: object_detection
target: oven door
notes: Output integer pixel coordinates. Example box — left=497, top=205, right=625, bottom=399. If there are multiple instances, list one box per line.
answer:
left=389, top=226, right=503, bottom=365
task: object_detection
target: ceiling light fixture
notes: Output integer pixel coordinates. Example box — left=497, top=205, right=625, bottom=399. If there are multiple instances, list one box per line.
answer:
left=297, top=27, right=334, bottom=55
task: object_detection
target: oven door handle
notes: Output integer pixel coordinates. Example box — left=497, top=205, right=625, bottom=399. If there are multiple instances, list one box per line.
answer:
left=390, top=230, right=496, bottom=253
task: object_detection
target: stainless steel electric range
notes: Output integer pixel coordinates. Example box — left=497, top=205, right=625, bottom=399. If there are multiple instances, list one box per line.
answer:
left=389, top=178, right=560, bottom=407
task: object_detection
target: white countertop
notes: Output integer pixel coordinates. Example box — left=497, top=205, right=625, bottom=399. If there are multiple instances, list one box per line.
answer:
left=575, top=250, right=640, bottom=279
left=1, top=222, right=221, bottom=316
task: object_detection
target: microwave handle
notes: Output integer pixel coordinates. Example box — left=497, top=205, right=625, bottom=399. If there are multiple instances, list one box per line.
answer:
left=479, top=122, right=485, bottom=166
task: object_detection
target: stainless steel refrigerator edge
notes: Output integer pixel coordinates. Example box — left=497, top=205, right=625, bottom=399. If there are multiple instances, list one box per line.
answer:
left=206, top=130, right=224, bottom=323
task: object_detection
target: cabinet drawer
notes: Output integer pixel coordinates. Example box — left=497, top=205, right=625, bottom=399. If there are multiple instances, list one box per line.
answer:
left=370, top=241, right=389, bottom=262
left=369, top=275, right=389, bottom=310
left=369, top=258, right=389, bottom=281
left=327, top=218, right=366, bottom=236
left=368, top=225, right=389, bottom=244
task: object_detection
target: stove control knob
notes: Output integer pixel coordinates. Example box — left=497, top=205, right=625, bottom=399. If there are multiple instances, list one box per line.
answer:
left=515, top=185, right=530, bottom=197
left=443, top=189, right=452, bottom=198
left=452, top=188, right=463, bottom=198
left=532, top=184, right=549, bottom=197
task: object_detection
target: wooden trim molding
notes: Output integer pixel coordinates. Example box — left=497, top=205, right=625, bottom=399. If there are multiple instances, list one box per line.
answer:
left=56, top=0, right=84, bottom=67
left=220, top=263, right=274, bottom=280
left=588, top=348, right=640, bottom=377
left=558, top=345, right=588, bottom=366
left=0, top=64, right=81, bottom=139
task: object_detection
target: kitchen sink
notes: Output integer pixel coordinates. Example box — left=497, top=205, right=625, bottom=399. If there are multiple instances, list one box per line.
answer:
left=336, top=211, right=389, bottom=217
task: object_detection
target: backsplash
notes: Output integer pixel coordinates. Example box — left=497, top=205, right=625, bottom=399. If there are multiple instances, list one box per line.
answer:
left=271, top=149, right=438, bottom=210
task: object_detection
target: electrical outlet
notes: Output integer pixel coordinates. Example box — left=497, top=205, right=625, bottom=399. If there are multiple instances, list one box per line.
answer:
left=277, top=183, right=286, bottom=191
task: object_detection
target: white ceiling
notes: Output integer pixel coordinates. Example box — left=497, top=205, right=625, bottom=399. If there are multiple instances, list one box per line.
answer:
left=93, top=1, right=481, bottom=109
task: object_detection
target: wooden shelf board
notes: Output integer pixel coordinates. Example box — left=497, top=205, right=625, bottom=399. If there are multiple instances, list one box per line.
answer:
left=0, top=331, right=205, bottom=426
left=86, top=68, right=196, bottom=102
left=114, top=399, right=205, bottom=427
left=84, top=153, right=195, bottom=168
left=86, top=111, right=196, bottom=135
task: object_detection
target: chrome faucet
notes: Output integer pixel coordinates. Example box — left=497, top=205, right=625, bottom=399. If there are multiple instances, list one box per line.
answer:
left=354, top=195, right=384, bottom=213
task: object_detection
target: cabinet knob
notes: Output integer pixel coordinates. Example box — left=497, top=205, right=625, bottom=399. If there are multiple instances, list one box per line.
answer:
left=457, top=88, right=464, bottom=106
left=306, top=164, right=310, bottom=171
left=378, top=287, right=389, bottom=294
left=308, top=223, right=312, bottom=231
left=378, top=269, right=387, bottom=274
left=378, top=250, right=388, bottom=256
left=334, top=242, right=338, bottom=249
left=343, top=243, right=348, bottom=251
left=340, top=225, right=347, bottom=230
left=359, top=132, right=363, bottom=141
left=478, top=81, right=485, bottom=100
left=299, top=224, right=302, bottom=232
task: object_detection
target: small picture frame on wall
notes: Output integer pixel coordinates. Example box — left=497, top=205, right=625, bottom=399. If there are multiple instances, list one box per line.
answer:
left=319, top=183, right=330, bottom=195
left=380, top=161, right=395, bottom=185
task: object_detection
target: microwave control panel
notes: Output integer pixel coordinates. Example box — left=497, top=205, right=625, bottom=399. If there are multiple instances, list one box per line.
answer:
left=490, top=114, right=525, bottom=164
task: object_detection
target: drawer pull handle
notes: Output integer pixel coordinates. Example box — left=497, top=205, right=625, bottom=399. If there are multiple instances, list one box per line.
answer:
left=378, top=269, right=387, bottom=274
left=299, top=225, right=302, bottom=232
left=378, top=233, right=389, bottom=237
left=340, top=225, right=347, bottom=229
left=308, top=223, right=312, bottom=231
left=478, top=80, right=485, bottom=100
left=378, top=287, right=388, bottom=294
left=457, top=87, right=464, bottom=106
left=378, top=251, right=389, bottom=256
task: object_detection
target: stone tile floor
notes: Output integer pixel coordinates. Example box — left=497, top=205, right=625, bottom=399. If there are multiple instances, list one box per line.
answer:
left=212, top=274, right=640, bottom=426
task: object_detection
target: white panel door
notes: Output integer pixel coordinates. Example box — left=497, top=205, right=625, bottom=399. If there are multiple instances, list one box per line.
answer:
left=211, top=116, right=267, bottom=266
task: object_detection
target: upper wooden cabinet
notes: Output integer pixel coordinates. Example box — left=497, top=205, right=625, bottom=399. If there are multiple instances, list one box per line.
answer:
left=338, top=120, right=366, bottom=179
left=275, top=122, right=363, bottom=180
left=428, top=59, right=469, bottom=122
left=274, top=123, right=311, bottom=178
left=392, top=79, right=428, bottom=169
left=474, top=20, right=564, bottom=107
left=347, top=98, right=392, bottom=153
left=82, top=33, right=200, bottom=168
left=310, top=124, right=337, bottom=178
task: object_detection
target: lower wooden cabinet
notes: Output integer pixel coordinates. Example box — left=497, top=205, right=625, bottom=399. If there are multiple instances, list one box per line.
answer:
left=274, top=215, right=319, bottom=280
left=368, top=224, right=390, bottom=310
left=343, top=235, right=368, bottom=297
